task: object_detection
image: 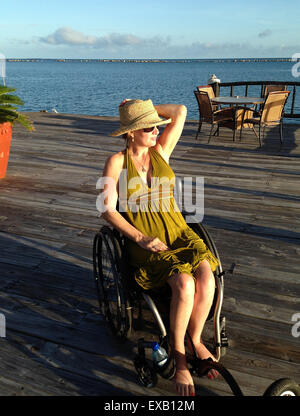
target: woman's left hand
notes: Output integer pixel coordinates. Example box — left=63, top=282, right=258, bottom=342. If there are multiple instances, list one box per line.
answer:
left=137, top=236, right=169, bottom=252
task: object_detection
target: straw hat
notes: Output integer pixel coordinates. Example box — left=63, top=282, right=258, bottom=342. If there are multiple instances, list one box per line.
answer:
left=110, top=99, right=171, bottom=137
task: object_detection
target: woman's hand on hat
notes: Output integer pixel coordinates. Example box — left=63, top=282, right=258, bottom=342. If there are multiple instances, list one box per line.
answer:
left=137, top=236, right=169, bottom=252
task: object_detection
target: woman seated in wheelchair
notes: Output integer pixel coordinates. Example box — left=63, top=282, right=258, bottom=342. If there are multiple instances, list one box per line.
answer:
left=100, top=99, right=219, bottom=396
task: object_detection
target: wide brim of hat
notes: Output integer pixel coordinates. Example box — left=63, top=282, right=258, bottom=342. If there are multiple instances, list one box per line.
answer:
left=109, top=117, right=172, bottom=137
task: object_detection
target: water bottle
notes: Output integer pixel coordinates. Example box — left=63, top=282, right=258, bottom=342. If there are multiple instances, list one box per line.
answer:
left=152, top=342, right=168, bottom=367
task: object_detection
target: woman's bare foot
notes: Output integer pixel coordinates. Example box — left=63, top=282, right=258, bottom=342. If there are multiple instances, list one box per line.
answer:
left=188, top=342, right=219, bottom=379
left=173, top=351, right=195, bottom=396
left=173, top=368, right=195, bottom=396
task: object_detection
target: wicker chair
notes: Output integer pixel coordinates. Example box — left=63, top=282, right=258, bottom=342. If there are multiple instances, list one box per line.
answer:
left=255, top=84, right=287, bottom=115
left=240, top=90, right=290, bottom=147
left=194, top=90, right=235, bottom=142
left=264, top=84, right=287, bottom=96
left=197, top=85, right=218, bottom=111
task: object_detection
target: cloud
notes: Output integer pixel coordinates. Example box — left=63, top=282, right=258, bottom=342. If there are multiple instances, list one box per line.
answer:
left=38, top=27, right=265, bottom=58
left=39, top=26, right=169, bottom=49
left=35, top=26, right=299, bottom=59
left=39, top=27, right=97, bottom=46
left=258, top=29, right=272, bottom=38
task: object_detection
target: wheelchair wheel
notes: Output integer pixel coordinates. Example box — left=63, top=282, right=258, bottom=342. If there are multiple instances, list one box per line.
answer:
left=134, top=355, right=158, bottom=388
left=93, top=226, right=132, bottom=340
left=263, top=378, right=300, bottom=396
left=156, top=356, right=176, bottom=380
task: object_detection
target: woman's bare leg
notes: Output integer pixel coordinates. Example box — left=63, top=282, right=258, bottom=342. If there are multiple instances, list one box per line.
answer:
left=167, top=272, right=196, bottom=396
left=187, top=260, right=218, bottom=378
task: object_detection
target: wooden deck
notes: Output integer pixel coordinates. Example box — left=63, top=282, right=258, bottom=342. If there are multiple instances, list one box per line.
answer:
left=0, top=112, right=299, bottom=396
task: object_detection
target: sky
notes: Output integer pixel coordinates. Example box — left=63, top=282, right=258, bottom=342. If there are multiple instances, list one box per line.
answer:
left=0, top=0, right=299, bottom=59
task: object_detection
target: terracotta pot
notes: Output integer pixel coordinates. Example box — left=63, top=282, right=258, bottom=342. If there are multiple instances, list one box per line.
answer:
left=0, top=122, right=13, bottom=179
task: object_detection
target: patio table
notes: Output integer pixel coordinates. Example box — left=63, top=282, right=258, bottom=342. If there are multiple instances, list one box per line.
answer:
left=211, top=96, right=265, bottom=140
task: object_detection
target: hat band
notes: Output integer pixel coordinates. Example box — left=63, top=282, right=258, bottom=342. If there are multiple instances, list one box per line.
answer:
left=121, top=109, right=158, bottom=128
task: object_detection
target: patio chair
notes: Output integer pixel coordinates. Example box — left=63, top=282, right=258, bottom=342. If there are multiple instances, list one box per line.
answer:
left=239, top=90, right=290, bottom=147
left=194, top=90, right=236, bottom=142
left=255, top=84, right=287, bottom=115
left=264, top=84, right=287, bottom=96
left=197, top=85, right=218, bottom=111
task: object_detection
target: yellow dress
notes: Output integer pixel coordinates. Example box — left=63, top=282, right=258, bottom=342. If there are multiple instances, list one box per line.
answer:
left=122, top=147, right=219, bottom=290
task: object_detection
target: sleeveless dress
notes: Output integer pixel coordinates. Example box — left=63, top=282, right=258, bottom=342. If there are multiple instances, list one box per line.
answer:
left=122, top=147, right=219, bottom=290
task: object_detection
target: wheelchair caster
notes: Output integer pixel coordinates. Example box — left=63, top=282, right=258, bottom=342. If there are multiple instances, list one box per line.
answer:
left=133, top=355, right=158, bottom=388
left=263, top=378, right=300, bottom=396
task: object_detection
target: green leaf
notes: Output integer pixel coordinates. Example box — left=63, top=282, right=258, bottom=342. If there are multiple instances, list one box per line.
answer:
left=0, top=84, right=33, bottom=131
left=0, top=108, right=18, bottom=119
left=0, top=104, right=18, bottom=111
left=15, top=113, right=35, bottom=131
left=0, top=93, right=24, bottom=106
left=0, top=86, right=16, bottom=95
left=0, top=115, right=14, bottom=123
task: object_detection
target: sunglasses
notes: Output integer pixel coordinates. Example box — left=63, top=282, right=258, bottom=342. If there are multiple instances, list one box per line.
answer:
left=143, top=126, right=158, bottom=133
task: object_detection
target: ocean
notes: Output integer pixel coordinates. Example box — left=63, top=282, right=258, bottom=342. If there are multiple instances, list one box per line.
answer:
left=5, top=60, right=300, bottom=121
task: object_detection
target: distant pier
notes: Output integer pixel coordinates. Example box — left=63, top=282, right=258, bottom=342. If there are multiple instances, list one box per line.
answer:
left=7, top=57, right=300, bottom=63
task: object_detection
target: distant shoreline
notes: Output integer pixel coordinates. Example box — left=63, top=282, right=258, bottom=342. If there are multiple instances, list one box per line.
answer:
left=6, top=57, right=300, bottom=63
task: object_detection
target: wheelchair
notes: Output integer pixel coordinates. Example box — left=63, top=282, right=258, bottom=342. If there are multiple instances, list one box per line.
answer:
left=93, top=215, right=300, bottom=396
left=92, top=212, right=241, bottom=393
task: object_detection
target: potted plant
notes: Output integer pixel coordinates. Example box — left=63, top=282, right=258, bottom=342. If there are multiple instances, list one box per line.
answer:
left=0, top=85, right=34, bottom=178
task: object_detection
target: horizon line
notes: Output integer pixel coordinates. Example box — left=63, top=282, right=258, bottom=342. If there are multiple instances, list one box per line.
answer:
left=6, top=57, right=298, bottom=62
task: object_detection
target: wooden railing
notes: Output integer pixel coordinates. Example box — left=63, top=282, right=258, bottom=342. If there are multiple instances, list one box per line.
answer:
left=216, top=81, right=300, bottom=118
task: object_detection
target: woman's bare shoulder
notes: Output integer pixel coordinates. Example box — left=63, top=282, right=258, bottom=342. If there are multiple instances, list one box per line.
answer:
left=107, top=150, right=125, bottom=164
left=103, top=150, right=125, bottom=176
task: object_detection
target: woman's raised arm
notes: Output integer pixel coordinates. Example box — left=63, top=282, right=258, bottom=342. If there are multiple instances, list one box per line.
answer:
left=154, top=104, right=187, bottom=160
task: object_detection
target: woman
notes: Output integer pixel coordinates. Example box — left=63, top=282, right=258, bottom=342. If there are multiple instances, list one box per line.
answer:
left=100, top=99, right=219, bottom=396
